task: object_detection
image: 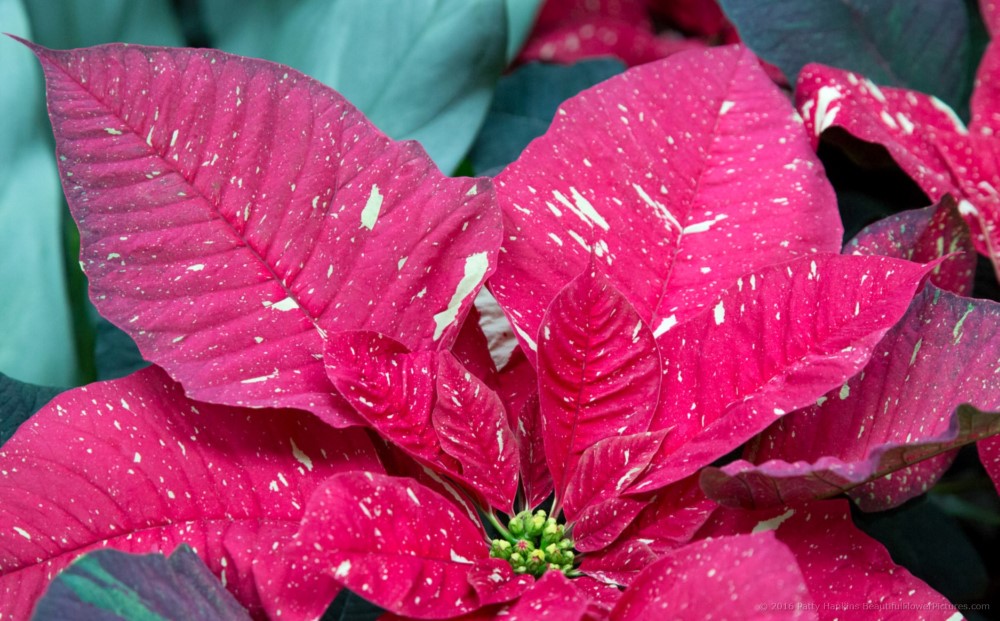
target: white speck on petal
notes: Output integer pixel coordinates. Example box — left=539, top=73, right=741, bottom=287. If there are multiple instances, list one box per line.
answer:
left=360, top=184, right=384, bottom=230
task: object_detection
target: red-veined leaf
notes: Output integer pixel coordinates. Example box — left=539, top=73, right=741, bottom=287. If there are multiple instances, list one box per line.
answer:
left=609, top=532, right=815, bottom=621
left=0, top=366, right=380, bottom=620
left=492, top=45, right=841, bottom=363
left=579, top=477, right=716, bottom=576
left=325, top=331, right=519, bottom=511
left=537, top=266, right=661, bottom=497
left=22, top=39, right=500, bottom=426
left=292, top=472, right=489, bottom=619
left=627, top=254, right=934, bottom=495
left=702, top=286, right=1000, bottom=511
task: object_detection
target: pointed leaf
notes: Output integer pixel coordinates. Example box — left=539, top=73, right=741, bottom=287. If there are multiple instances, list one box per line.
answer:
left=563, top=432, right=674, bottom=551
left=845, top=195, right=976, bottom=296
left=537, top=266, right=661, bottom=496
left=293, top=472, right=489, bottom=619
left=492, top=45, right=841, bottom=362
left=702, top=500, right=959, bottom=620
left=720, top=0, right=971, bottom=110
left=610, top=532, right=815, bottom=621
left=629, top=254, right=933, bottom=494
left=513, top=394, right=552, bottom=510
left=703, top=286, right=1000, bottom=511
left=26, top=40, right=500, bottom=426
left=563, top=430, right=670, bottom=522
left=325, top=331, right=519, bottom=511
left=0, top=366, right=380, bottom=620
left=0, top=372, right=59, bottom=446
left=433, top=354, right=520, bottom=512
left=31, top=546, right=251, bottom=621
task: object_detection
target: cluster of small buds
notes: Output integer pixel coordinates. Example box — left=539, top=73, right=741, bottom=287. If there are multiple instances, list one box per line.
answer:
left=489, top=509, right=576, bottom=577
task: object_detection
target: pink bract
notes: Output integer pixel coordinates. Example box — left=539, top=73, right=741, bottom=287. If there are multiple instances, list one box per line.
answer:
left=23, top=39, right=501, bottom=428
left=491, top=45, right=842, bottom=364
left=0, top=366, right=380, bottom=620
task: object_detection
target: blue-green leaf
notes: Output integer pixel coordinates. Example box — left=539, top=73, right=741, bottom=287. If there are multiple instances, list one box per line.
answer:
left=21, top=0, right=184, bottom=47
left=203, top=0, right=508, bottom=173
left=719, top=0, right=971, bottom=110
left=31, top=546, right=252, bottom=621
left=0, top=1, right=78, bottom=386
left=0, top=371, right=59, bottom=446
left=468, top=59, right=624, bottom=176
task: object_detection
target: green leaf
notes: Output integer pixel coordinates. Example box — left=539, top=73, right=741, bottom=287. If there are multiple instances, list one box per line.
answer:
left=852, top=497, right=988, bottom=604
left=0, top=1, right=79, bottom=387
left=0, top=372, right=59, bottom=446
left=719, top=0, right=972, bottom=111
left=93, top=316, right=148, bottom=381
left=31, top=546, right=252, bottom=621
left=321, top=591, right=384, bottom=621
left=21, top=0, right=184, bottom=47
left=203, top=0, right=508, bottom=173
left=468, top=59, right=625, bottom=176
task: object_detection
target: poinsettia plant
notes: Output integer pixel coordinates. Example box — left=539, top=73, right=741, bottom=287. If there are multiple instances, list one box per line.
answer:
left=3, top=1, right=1000, bottom=620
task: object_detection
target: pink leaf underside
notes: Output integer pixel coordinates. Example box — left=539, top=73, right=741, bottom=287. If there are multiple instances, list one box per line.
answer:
left=701, top=501, right=959, bottom=620
left=451, top=304, right=500, bottom=390
left=325, top=331, right=519, bottom=512
left=579, top=476, right=717, bottom=579
left=795, top=63, right=1000, bottom=274
left=292, top=472, right=494, bottom=619
left=519, top=18, right=706, bottom=67
left=24, top=40, right=500, bottom=426
left=622, top=253, right=934, bottom=496
left=702, top=285, right=1000, bottom=512
left=845, top=195, right=976, bottom=296
left=491, top=44, right=841, bottom=365
left=0, top=366, right=381, bottom=621
left=609, top=532, right=816, bottom=621
left=537, top=266, right=661, bottom=496
left=474, top=288, right=519, bottom=371
left=980, top=436, right=1000, bottom=495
